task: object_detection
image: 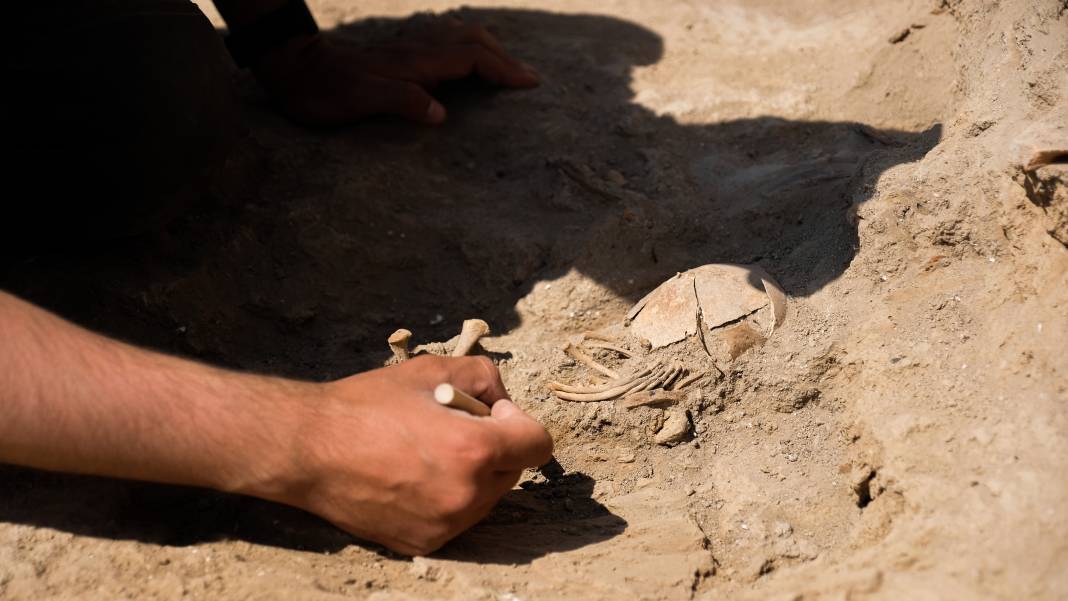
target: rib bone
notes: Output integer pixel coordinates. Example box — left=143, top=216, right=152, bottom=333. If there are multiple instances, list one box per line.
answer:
left=670, top=371, right=705, bottom=390
left=548, top=366, right=656, bottom=394
left=552, top=375, right=652, bottom=402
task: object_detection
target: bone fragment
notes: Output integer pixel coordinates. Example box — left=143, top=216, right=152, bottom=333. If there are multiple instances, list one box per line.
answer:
left=581, top=340, right=634, bottom=357
left=582, top=331, right=621, bottom=343
left=670, top=371, right=705, bottom=390
left=388, top=329, right=412, bottom=362
left=451, top=319, right=491, bottom=357
left=618, top=389, right=686, bottom=410
left=636, top=363, right=681, bottom=392
left=661, top=365, right=685, bottom=389
left=564, top=343, right=620, bottom=379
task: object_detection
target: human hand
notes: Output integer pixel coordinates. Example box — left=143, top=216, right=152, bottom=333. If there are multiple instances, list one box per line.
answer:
left=268, top=355, right=553, bottom=555
left=252, top=18, right=540, bottom=126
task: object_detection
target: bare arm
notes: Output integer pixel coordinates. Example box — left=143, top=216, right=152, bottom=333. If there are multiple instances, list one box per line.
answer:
left=0, top=291, right=552, bottom=554
left=0, top=290, right=303, bottom=492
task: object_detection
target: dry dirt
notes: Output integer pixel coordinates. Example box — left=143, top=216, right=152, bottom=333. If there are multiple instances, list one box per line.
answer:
left=2, top=0, right=1067, bottom=599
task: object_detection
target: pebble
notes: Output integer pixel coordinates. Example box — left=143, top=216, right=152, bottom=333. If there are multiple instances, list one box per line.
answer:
left=773, top=521, right=794, bottom=538
left=655, top=410, right=691, bottom=445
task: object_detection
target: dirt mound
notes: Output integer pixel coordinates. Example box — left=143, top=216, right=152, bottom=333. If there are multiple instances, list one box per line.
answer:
left=1, top=0, right=1065, bottom=599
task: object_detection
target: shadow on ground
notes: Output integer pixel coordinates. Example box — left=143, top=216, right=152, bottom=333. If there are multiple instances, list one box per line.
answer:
left=0, top=7, right=937, bottom=558
left=0, top=465, right=621, bottom=563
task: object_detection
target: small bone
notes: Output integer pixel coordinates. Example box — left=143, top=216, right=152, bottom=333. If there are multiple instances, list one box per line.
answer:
left=661, top=365, right=685, bottom=389
left=633, top=364, right=669, bottom=392
left=582, top=331, right=621, bottom=343
left=670, top=371, right=705, bottom=390
left=552, top=376, right=651, bottom=402
left=581, top=340, right=634, bottom=358
left=564, top=343, right=620, bottom=379
left=451, top=319, right=491, bottom=357
left=639, top=365, right=678, bottom=392
left=618, top=389, right=686, bottom=410
left=388, top=329, right=412, bottom=362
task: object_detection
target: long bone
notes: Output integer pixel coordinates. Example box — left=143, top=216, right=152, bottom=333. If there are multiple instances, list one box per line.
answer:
left=581, top=340, right=634, bottom=358
left=563, top=343, right=620, bottom=380
left=388, top=329, right=412, bottom=362
left=451, top=319, right=490, bottom=357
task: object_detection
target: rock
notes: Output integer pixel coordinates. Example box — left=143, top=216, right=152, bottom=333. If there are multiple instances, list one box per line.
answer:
left=408, top=557, right=439, bottom=581
left=773, top=521, right=794, bottom=538
left=617, top=452, right=636, bottom=463
left=654, top=409, right=692, bottom=445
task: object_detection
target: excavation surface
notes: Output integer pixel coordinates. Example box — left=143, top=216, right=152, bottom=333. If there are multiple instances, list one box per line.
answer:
left=1, top=0, right=1066, bottom=599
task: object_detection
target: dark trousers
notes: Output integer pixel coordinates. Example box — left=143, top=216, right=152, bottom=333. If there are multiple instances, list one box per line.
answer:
left=3, top=1, right=242, bottom=251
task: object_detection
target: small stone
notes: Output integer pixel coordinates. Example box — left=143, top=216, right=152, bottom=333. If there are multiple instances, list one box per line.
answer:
left=409, top=557, right=439, bottom=581
left=654, top=410, right=692, bottom=445
left=773, top=521, right=793, bottom=538
left=617, top=452, right=636, bottom=463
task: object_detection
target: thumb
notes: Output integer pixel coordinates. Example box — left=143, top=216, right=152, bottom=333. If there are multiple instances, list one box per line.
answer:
left=485, top=399, right=554, bottom=470
left=359, top=76, right=446, bottom=124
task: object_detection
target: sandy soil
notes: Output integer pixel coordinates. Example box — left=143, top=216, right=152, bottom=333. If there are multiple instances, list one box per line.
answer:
left=2, top=0, right=1066, bottom=599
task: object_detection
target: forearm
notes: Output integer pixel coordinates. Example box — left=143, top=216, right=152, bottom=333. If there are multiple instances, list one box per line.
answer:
left=0, top=291, right=310, bottom=497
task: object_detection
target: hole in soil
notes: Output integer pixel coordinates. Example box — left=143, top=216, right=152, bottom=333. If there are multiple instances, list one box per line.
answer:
left=855, top=470, right=876, bottom=508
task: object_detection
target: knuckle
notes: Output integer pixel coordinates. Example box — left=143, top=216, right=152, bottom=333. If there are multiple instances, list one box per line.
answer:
left=410, top=354, right=450, bottom=381
left=473, top=355, right=499, bottom=379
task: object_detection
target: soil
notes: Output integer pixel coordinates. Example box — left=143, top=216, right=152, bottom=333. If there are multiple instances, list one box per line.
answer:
left=2, top=0, right=1066, bottom=599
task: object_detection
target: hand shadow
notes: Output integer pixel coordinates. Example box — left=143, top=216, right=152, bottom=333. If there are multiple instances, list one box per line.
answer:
left=0, top=463, right=622, bottom=563
left=438, top=471, right=626, bottom=564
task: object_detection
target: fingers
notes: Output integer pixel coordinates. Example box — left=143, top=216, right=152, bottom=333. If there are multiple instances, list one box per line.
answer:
left=483, top=399, right=554, bottom=470
left=352, top=75, right=447, bottom=124
left=453, top=23, right=509, bottom=59
left=405, top=43, right=538, bottom=89
left=435, top=355, right=510, bottom=405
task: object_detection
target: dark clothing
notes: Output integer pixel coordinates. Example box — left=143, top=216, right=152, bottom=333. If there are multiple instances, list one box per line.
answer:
left=4, top=1, right=241, bottom=251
